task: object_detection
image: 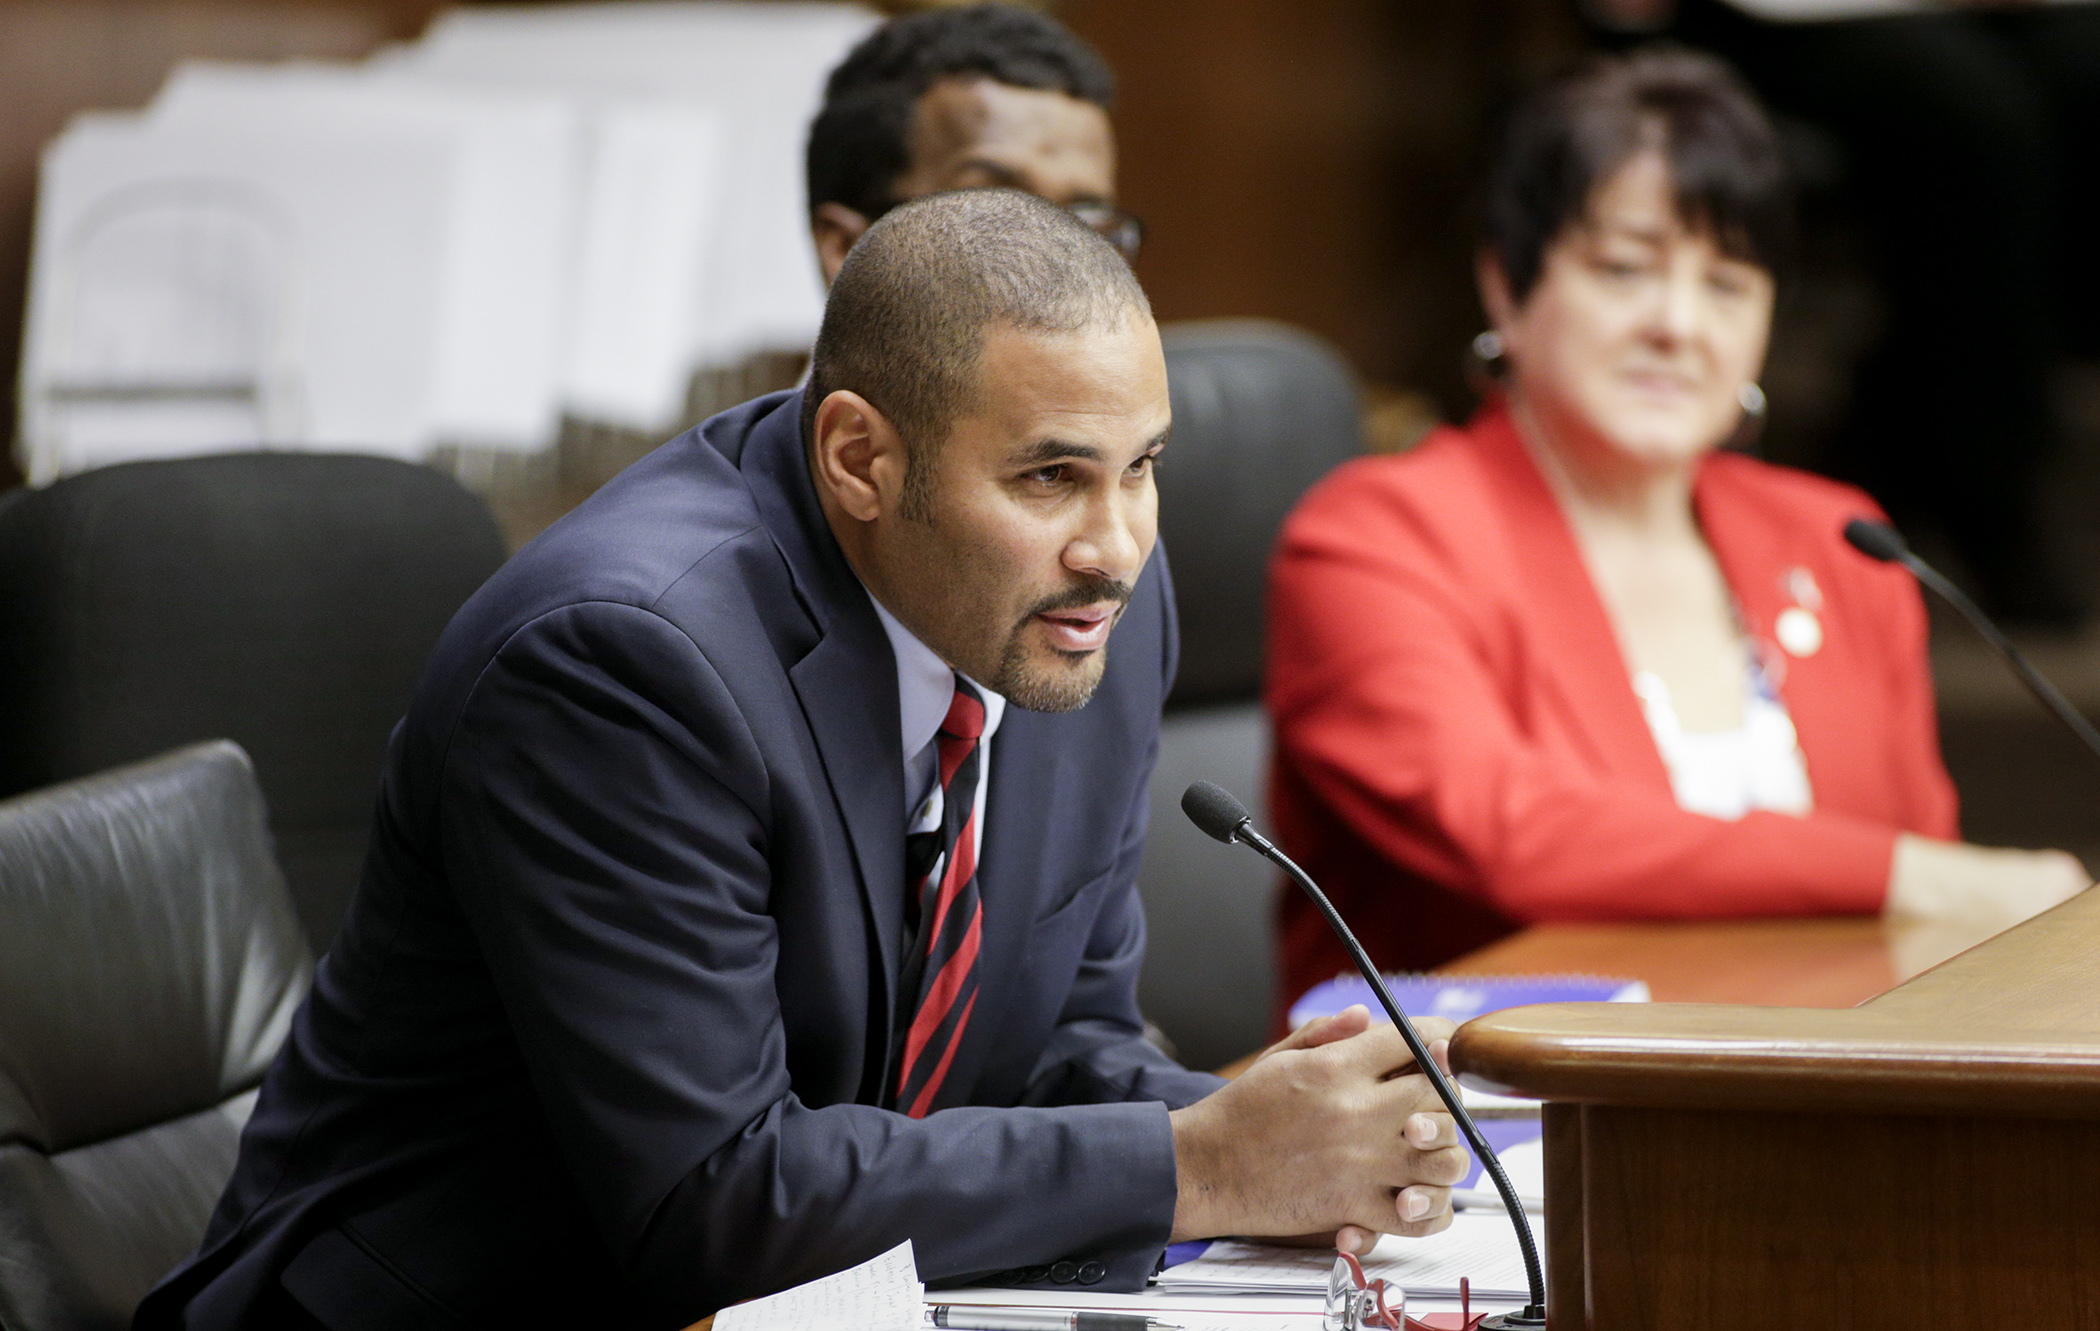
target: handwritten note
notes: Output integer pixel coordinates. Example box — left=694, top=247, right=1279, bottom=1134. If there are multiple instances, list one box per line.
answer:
left=714, top=1239, right=923, bottom=1331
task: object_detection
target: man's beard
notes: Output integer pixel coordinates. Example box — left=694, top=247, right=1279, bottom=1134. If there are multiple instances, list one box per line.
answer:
left=991, top=577, right=1133, bottom=713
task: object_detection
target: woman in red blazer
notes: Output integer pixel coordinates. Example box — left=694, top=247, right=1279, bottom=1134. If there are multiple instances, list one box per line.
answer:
left=1267, top=50, right=2087, bottom=1013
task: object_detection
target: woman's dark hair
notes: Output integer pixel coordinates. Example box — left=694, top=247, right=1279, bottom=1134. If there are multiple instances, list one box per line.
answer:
left=1482, top=48, right=1793, bottom=301
left=807, top=4, right=1115, bottom=222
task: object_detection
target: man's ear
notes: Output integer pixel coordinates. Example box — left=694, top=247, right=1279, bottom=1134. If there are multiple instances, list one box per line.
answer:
left=811, top=389, right=906, bottom=523
left=811, top=203, right=872, bottom=287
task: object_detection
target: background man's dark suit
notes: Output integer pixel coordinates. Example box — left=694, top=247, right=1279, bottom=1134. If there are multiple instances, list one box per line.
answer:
left=136, top=389, right=1223, bottom=1331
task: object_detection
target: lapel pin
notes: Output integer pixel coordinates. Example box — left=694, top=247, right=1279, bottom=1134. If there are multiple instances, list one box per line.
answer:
left=1776, top=605, right=1822, bottom=658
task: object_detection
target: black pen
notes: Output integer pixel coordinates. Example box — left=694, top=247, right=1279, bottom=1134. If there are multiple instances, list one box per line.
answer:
left=925, top=1306, right=1183, bottom=1331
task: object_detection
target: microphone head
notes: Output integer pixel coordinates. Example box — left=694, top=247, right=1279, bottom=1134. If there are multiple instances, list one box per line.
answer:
left=1843, top=517, right=1910, bottom=563
left=1181, top=781, right=1251, bottom=844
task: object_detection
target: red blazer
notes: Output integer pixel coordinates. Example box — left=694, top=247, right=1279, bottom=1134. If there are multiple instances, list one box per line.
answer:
left=1266, top=404, right=1959, bottom=1012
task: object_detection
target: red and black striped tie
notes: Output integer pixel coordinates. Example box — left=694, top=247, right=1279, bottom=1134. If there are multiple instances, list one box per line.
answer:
left=892, top=678, right=987, bottom=1118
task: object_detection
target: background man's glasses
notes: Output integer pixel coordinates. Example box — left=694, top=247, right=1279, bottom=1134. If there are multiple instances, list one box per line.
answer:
left=1063, top=200, right=1144, bottom=263
left=876, top=195, right=1145, bottom=264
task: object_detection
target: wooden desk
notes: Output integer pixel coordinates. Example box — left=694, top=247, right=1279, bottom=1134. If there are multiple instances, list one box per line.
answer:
left=1437, top=911, right=2010, bottom=1009
left=1212, top=913, right=1981, bottom=1078
left=1450, top=896, right=2100, bottom=1327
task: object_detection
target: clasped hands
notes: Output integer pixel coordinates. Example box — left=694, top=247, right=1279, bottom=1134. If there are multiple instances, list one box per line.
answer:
left=1168, top=1005, right=1467, bottom=1256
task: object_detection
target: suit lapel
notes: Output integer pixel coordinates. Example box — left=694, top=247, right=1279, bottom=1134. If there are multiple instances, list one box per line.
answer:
left=742, top=402, right=907, bottom=1064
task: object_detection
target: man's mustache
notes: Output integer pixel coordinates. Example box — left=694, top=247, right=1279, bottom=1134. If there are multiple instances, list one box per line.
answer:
left=1022, top=578, right=1134, bottom=621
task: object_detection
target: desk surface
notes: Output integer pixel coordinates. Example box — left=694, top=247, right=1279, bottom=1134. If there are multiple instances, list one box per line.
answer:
left=1438, top=913, right=1947, bottom=1009
left=1216, top=911, right=1990, bottom=1080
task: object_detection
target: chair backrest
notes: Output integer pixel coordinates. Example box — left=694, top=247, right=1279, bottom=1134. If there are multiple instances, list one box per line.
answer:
left=1136, top=701, right=1275, bottom=1071
left=1138, top=320, right=1364, bottom=1068
left=0, top=451, right=507, bottom=953
left=1155, top=319, right=1364, bottom=708
left=0, top=742, right=312, bottom=1331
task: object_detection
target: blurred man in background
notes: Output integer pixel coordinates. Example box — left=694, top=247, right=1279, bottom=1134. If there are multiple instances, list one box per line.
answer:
left=805, top=2, right=1142, bottom=285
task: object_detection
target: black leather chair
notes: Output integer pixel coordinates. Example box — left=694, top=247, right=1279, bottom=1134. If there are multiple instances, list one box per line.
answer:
left=0, top=741, right=311, bottom=1331
left=1138, top=319, right=1365, bottom=1069
left=0, top=452, right=507, bottom=954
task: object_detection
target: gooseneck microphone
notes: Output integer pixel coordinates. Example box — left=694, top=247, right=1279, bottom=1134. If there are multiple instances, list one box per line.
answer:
left=1843, top=517, right=2100, bottom=768
left=1180, top=781, right=1547, bottom=1329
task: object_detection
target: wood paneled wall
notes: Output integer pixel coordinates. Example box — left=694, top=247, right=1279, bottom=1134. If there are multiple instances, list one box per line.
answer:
left=1064, top=0, right=1588, bottom=414
left=0, top=0, right=1593, bottom=482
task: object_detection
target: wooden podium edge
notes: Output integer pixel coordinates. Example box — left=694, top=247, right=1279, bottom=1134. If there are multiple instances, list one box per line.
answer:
left=1450, top=890, right=2100, bottom=1119
left=1453, top=1004, right=2100, bottom=1117
left=1448, top=892, right=2100, bottom=1327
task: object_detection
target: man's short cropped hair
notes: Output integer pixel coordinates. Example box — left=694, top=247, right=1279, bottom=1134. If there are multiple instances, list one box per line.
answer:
left=1483, top=47, right=1794, bottom=301
left=808, top=3, right=1115, bottom=221
left=801, top=188, right=1150, bottom=506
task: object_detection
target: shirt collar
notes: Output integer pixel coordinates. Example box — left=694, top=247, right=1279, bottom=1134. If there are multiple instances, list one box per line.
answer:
left=865, top=590, right=1007, bottom=762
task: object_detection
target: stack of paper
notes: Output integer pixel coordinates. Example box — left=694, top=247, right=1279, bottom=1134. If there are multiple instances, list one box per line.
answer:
left=714, top=1239, right=923, bottom=1331
left=381, top=2, right=879, bottom=425
left=17, top=2, right=879, bottom=482
left=21, top=108, right=455, bottom=478
left=1155, top=1214, right=1542, bottom=1303
left=150, top=60, right=582, bottom=453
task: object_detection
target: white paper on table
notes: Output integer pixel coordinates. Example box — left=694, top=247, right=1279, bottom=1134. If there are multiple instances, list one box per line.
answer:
left=1488, top=1137, right=1546, bottom=1199
left=935, top=1287, right=1327, bottom=1317
left=931, top=1284, right=1506, bottom=1330
left=952, top=1316, right=1327, bottom=1331
left=713, top=1239, right=923, bottom=1331
left=935, top=1310, right=1428, bottom=1331
left=1156, top=1212, right=1542, bottom=1301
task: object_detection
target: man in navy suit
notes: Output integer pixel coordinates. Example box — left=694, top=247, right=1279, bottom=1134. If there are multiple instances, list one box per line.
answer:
left=137, top=190, right=1466, bottom=1331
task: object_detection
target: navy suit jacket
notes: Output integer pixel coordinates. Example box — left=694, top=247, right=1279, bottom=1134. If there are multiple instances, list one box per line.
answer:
left=137, top=391, right=1223, bottom=1330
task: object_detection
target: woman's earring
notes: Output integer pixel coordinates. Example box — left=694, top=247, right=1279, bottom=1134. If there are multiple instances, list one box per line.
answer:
left=1729, top=381, right=1769, bottom=452
left=1469, top=330, right=1509, bottom=393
